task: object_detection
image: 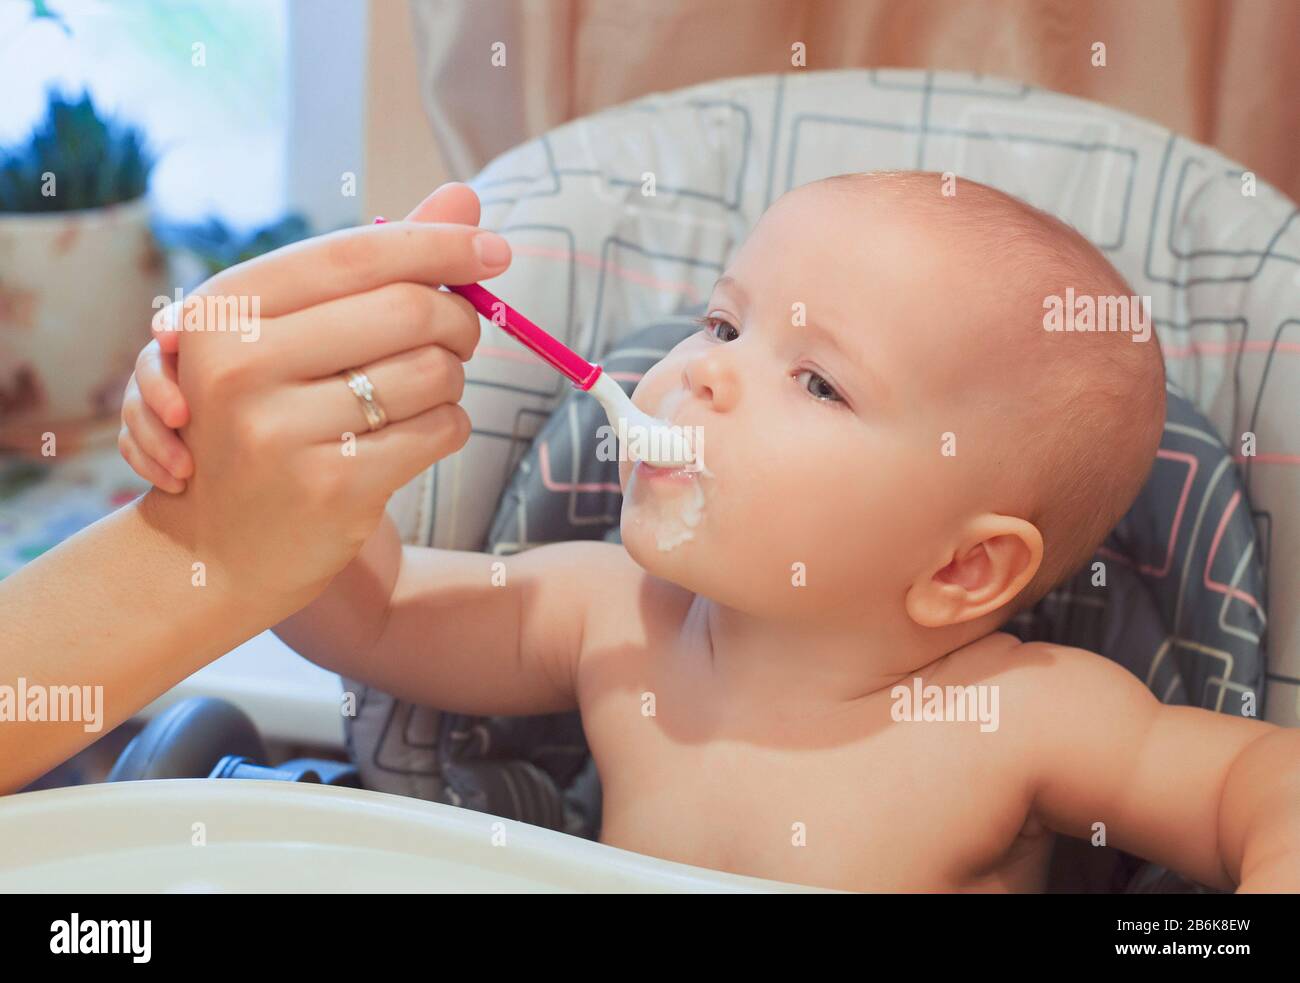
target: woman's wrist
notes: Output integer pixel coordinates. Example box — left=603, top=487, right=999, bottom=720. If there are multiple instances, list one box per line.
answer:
left=131, top=489, right=261, bottom=632
left=134, top=487, right=318, bottom=630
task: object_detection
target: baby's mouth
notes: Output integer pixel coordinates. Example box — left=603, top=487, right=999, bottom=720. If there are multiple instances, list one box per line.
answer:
left=627, top=456, right=712, bottom=552
left=633, top=460, right=703, bottom=484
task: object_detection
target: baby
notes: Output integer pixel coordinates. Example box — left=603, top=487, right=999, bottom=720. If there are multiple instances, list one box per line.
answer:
left=122, top=172, right=1294, bottom=891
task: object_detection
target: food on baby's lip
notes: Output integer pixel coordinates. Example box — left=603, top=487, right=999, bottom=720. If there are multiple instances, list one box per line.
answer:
left=629, top=459, right=714, bottom=552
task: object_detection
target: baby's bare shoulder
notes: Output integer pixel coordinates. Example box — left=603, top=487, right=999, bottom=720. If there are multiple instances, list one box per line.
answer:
left=946, top=632, right=1142, bottom=689
left=525, top=541, right=692, bottom=651
left=940, top=633, right=1158, bottom=737
left=946, top=634, right=1159, bottom=754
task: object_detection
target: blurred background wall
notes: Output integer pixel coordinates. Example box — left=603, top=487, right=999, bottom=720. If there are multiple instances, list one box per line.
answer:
left=369, top=0, right=1298, bottom=221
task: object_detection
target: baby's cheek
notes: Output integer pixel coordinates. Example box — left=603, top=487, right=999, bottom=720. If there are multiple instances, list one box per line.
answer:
left=629, top=361, right=673, bottom=412
left=631, top=339, right=704, bottom=408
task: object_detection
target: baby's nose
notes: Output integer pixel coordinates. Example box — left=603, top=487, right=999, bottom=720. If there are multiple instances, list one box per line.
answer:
left=682, top=349, right=739, bottom=412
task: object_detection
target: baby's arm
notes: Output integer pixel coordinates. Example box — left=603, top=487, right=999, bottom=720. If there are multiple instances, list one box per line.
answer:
left=1013, top=642, right=1299, bottom=891
left=276, top=515, right=630, bottom=715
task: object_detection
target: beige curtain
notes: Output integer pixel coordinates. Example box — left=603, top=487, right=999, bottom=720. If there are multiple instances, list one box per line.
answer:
left=409, top=0, right=1300, bottom=200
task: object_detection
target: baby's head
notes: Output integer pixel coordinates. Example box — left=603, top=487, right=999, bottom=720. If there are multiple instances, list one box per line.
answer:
left=619, top=171, right=1165, bottom=639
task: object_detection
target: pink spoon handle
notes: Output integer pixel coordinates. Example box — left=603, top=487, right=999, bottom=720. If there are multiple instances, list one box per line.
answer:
left=447, top=282, right=601, bottom=390
left=374, top=216, right=601, bottom=391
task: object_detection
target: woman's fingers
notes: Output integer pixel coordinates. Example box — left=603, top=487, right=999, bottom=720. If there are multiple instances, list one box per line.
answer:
left=255, top=281, right=481, bottom=380
left=403, top=181, right=480, bottom=226
left=159, top=187, right=489, bottom=358
left=280, top=344, right=465, bottom=444
left=345, top=402, right=472, bottom=493
left=134, top=340, right=190, bottom=429
left=200, top=220, right=510, bottom=321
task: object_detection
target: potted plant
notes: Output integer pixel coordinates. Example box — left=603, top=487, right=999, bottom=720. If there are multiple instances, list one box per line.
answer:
left=0, top=89, right=167, bottom=453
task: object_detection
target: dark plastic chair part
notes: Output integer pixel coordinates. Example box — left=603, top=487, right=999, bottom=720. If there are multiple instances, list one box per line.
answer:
left=108, top=696, right=359, bottom=787
left=208, top=754, right=360, bottom=787
left=107, top=696, right=268, bottom=782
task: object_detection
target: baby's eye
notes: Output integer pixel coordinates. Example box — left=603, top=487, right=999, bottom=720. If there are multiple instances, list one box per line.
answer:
left=795, top=369, right=843, bottom=403
left=694, top=313, right=740, bottom=343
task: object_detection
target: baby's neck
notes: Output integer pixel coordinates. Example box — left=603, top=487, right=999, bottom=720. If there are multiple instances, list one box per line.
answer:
left=679, top=594, right=954, bottom=713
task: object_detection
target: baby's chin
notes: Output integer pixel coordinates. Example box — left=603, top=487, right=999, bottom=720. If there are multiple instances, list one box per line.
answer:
left=619, top=509, right=814, bottom=619
left=617, top=456, right=727, bottom=589
left=618, top=498, right=712, bottom=588
left=621, top=520, right=753, bottom=614
left=619, top=500, right=700, bottom=560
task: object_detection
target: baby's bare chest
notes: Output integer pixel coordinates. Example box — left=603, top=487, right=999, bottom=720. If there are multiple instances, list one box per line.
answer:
left=575, top=648, right=1042, bottom=891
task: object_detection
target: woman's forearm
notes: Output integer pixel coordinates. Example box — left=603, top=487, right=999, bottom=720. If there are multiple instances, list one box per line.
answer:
left=0, top=493, right=277, bottom=794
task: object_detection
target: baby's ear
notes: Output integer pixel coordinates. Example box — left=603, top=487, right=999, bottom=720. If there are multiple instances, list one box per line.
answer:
left=904, top=515, right=1043, bottom=628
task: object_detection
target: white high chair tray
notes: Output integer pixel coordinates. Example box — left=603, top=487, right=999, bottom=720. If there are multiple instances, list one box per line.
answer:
left=0, top=780, right=818, bottom=893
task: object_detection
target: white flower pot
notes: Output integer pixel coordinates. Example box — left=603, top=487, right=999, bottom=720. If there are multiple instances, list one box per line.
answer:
left=0, top=197, right=169, bottom=453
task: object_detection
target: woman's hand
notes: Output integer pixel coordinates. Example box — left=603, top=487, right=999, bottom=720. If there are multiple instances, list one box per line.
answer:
left=0, top=184, right=503, bottom=793
left=140, top=183, right=506, bottom=613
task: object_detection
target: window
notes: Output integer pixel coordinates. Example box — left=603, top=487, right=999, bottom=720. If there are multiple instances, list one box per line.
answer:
left=0, top=0, right=365, bottom=231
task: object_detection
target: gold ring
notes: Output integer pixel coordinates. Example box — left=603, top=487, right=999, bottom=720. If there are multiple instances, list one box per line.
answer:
left=343, top=369, right=388, bottom=432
